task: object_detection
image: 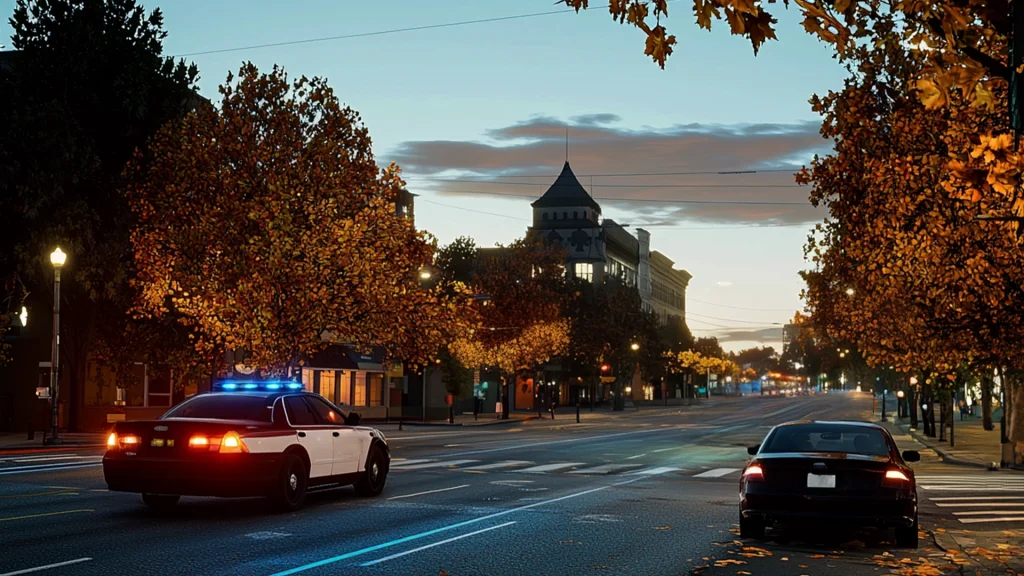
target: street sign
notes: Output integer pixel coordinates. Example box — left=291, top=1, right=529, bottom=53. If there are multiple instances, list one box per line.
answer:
left=600, top=376, right=615, bottom=383
left=35, top=387, right=50, bottom=399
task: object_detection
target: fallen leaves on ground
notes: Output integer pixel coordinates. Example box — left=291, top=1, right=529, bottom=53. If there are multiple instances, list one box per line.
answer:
left=712, top=559, right=746, bottom=567
left=653, top=526, right=670, bottom=530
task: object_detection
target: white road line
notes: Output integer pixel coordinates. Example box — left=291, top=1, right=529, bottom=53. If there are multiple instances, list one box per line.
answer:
left=516, top=462, right=584, bottom=474
left=462, top=461, right=532, bottom=471
left=389, top=460, right=478, bottom=471
left=958, top=516, right=1024, bottom=524
left=388, top=459, right=435, bottom=468
left=569, top=464, right=643, bottom=475
left=953, top=510, right=1024, bottom=516
left=693, top=468, right=741, bottom=478
left=930, top=496, right=1024, bottom=501
left=439, top=427, right=681, bottom=458
left=0, top=558, right=92, bottom=576
left=387, top=484, right=470, bottom=501
left=12, top=456, right=102, bottom=464
left=269, top=477, right=645, bottom=576
left=935, top=502, right=1024, bottom=508
left=358, top=522, right=516, bottom=566
left=651, top=447, right=678, bottom=453
left=0, top=463, right=102, bottom=476
left=922, top=487, right=1024, bottom=492
left=628, top=467, right=682, bottom=476
left=625, top=454, right=646, bottom=460
left=0, top=454, right=77, bottom=463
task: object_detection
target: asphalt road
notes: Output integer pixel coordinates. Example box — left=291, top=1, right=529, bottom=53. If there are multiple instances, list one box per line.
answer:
left=0, top=392, right=1019, bottom=576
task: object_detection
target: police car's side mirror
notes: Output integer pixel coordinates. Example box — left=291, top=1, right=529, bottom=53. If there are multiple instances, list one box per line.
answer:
left=345, top=412, right=360, bottom=426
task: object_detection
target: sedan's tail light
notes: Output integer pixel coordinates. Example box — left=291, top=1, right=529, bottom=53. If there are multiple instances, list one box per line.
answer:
left=884, top=469, right=910, bottom=486
left=107, top=433, right=140, bottom=451
left=742, top=464, right=764, bottom=482
left=188, top=435, right=210, bottom=449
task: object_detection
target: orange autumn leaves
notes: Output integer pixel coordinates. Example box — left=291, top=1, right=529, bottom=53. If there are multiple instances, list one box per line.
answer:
left=126, top=63, right=473, bottom=370
left=564, top=0, right=1017, bottom=218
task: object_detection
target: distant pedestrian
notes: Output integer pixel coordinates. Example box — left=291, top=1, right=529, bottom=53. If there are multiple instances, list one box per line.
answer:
left=959, top=400, right=967, bottom=421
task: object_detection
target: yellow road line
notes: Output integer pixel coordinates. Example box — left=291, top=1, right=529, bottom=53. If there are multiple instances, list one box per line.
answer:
left=0, top=509, right=93, bottom=522
left=0, top=491, right=77, bottom=499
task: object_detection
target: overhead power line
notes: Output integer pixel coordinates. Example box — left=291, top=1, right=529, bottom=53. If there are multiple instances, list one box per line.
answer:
left=427, top=189, right=808, bottom=206
left=406, top=168, right=798, bottom=180
left=407, top=179, right=802, bottom=189
left=170, top=5, right=605, bottom=58
left=687, top=311, right=783, bottom=325
left=688, top=298, right=798, bottom=312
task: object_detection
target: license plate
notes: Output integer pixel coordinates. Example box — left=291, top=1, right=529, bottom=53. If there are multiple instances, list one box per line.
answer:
left=150, top=438, right=174, bottom=448
left=807, top=473, right=836, bottom=488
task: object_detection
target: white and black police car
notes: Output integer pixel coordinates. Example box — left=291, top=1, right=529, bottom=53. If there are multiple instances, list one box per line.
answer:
left=103, top=380, right=390, bottom=511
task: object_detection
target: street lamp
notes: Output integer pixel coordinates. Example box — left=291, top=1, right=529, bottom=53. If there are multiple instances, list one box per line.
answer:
left=845, top=287, right=855, bottom=296
left=419, top=269, right=432, bottom=280
left=47, top=247, right=67, bottom=445
left=630, top=342, right=639, bottom=351
left=897, top=389, right=905, bottom=418
left=19, top=306, right=27, bottom=327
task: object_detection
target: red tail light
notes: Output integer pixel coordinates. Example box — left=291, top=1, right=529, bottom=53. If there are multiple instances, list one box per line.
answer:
left=189, top=433, right=248, bottom=453
left=106, top=433, right=140, bottom=451
left=189, top=435, right=210, bottom=449
left=742, top=464, right=764, bottom=482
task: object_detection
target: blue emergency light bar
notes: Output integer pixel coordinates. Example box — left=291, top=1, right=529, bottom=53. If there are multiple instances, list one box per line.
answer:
left=213, top=380, right=303, bottom=392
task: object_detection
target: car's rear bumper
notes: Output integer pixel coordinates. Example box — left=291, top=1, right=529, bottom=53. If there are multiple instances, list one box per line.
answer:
left=741, top=492, right=916, bottom=528
left=103, top=453, right=282, bottom=497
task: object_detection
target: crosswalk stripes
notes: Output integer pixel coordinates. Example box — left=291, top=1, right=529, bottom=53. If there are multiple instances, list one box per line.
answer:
left=918, top=474, right=1024, bottom=525
left=388, top=459, right=740, bottom=479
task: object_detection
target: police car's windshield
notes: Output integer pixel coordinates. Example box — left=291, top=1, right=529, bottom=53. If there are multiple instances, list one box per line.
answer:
left=163, top=395, right=273, bottom=422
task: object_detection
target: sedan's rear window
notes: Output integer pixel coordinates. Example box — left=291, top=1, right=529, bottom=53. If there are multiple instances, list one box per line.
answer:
left=162, top=395, right=273, bottom=422
left=762, top=424, right=891, bottom=456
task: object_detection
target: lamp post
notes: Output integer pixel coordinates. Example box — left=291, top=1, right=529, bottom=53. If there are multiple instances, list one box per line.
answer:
left=896, top=389, right=905, bottom=418
left=881, top=389, right=887, bottom=422
left=46, top=247, right=66, bottom=445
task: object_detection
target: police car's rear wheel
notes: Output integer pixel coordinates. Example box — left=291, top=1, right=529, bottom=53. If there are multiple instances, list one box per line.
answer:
left=272, top=453, right=308, bottom=512
left=354, top=446, right=387, bottom=497
left=142, top=493, right=180, bottom=511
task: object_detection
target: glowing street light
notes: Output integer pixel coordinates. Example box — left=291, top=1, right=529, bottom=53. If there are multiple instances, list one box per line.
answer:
left=46, top=247, right=67, bottom=445
left=419, top=269, right=432, bottom=280
left=630, top=342, right=640, bottom=351
left=845, top=287, right=855, bottom=296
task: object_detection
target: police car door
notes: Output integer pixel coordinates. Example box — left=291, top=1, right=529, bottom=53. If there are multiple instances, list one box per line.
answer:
left=306, top=395, right=361, bottom=476
left=283, top=395, right=334, bottom=479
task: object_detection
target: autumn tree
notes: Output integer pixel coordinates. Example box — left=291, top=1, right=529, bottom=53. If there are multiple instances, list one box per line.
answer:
left=128, top=63, right=472, bottom=373
left=0, top=0, right=200, bottom=428
left=449, top=237, right=568, bottom=416
left=799, top=21, right=1024, bottom=459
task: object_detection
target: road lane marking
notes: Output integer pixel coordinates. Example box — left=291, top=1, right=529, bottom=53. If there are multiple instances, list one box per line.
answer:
left=389, top=460, right=479, bottom=471
left=0, top=509, right=93, bottom=522
left=628, top=467, right=681, bottom=476
left=359, top=522, right=516, bottom=566
left=625, top=454, right=646, bottom=460
left=0, top=463, right=102, bottom=476
left=0, top=558, right=92, bottom=576
left=922, top=487, right=1024, bottom=492
left=463, top=461, right=532, bottom=471
left=516, top=462, right=584, bottom=473
left=651, top=447, right=678, bottom=453
left=268, top=477, right=644, bottom=576
left=930, top=496, right=1024, bottom=501
left=569, top=464, right=643, bottom=475
left=935, top=502, right=1024, bottom=508
left=958, top=516, right=1024, bottom=524
left=438, top=428, right=678, bottom=458
left=10, top=456, right=101, bottom=463
left=693, top=468, right=741, bottom=478
left=388, top=459, right=435, bottom=468
left=0, top=491, right=77, bottom=499
left=387, top=485, right=471, bottom=500
left=954, top=510, right=1024, bottom=515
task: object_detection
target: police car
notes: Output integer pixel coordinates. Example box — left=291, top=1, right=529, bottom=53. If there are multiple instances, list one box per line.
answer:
left=102, top=380, right=390, bottom=511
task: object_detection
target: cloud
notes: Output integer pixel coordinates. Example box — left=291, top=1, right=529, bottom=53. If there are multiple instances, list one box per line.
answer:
left=389, top=114, right=832, bottom=225
left=715, top=327, right=785, bottom=342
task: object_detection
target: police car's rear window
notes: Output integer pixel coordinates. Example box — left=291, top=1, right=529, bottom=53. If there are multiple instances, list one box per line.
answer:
left=163, top=395, right=273, bottom=422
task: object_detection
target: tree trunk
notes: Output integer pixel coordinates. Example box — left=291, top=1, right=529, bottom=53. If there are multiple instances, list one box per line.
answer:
left=1007, top=373, right=1024, bottom=466
left=938, top=393, right=946, bottom=441
left=982, top=375, right=994, bottom=431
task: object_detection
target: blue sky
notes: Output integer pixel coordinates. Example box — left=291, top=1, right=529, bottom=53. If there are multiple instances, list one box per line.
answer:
left=1, top=0, right=847, bottom=352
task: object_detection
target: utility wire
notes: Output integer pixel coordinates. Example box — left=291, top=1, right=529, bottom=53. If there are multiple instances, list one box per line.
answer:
left=408, top=179, right=802, bottom=189
left=687, top=311, right=784, bottom=325
left=428, top=189, right=809, bottom=206
left=408, top=168, right=798, bottom=180
left=171, top=5, right=603, bottom=58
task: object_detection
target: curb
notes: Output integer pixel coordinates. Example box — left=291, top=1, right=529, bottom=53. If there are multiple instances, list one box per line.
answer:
left=891, top=420, right=992, bottom=470
left=389, top=416, right=541, bottom=428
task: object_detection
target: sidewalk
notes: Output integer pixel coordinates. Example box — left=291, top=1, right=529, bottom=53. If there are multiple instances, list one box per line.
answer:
left=0, top=432, right=107, bottom=453
left=888, top=411, right=1019, bottom=471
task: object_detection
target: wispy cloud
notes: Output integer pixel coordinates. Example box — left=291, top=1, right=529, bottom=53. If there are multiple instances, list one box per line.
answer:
left=391, top=114, right=831, bottom=226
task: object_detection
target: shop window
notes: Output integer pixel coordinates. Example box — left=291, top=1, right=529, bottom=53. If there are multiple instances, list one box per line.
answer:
left=340, top=371, right=352, bottom=405
left=318, top=370, right=336, bottom=404
left=369, top=373, right=384, bottom=407
left=302, top=369, right=314, bottom=392
left=354, top=373, right=367, bottom=406
left=574, top=262, right=593, bottom=282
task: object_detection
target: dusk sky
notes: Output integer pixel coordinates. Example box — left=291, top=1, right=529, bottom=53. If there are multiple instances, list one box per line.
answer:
left=1, top=0, right=846, bottom=352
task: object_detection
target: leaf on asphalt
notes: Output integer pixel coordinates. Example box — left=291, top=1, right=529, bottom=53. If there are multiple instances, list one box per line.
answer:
left=439, top=571, right=449, bottom=576
left=653, top=526, right=670, bottom=530
left=809, top=554, right=826, bottom=559
left=781, top=557, right=789, bottom=561
left=559, top=539, right=582, bottom=545
left=736, top=572, right=752, bottom=575
left=713, top=559, right=746, bottom=567
left=799, top=565, right=808, bottom=568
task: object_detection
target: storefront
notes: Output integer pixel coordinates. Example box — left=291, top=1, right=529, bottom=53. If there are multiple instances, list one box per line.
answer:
left=300, top=345, right=403, bottom=420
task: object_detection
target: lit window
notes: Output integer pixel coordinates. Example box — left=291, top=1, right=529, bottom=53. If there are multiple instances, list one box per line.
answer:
left=574, top=262, right=593, bottom=282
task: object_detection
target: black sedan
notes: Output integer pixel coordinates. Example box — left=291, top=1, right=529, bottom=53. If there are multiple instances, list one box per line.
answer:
left=740, top=420, right=920, bottom=547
